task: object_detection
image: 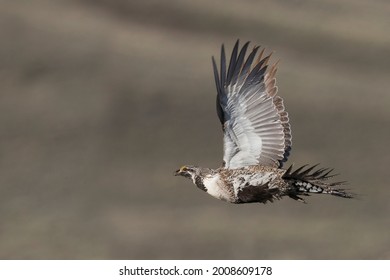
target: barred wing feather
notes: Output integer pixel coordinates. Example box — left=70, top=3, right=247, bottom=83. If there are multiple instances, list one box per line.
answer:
left=212, top=40, right=292, bottom=169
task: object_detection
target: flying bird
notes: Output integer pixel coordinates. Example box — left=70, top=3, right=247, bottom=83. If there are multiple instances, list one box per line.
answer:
left=175, top=40, right=351, bottom=204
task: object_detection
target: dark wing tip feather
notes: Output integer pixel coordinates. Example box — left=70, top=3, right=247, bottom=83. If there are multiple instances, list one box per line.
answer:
left=226, top=40, right=240, bottom=85
left=240, top=46, right=259, bottom=78
left=259, top=53, right=273, bottom=68
left=212, top=56, right=225, bottom=125
left=230, top=41, right=250, bottom=85
left=211, top=56, right=221, bottom=95
left=220, top=44, right=226, bottom=87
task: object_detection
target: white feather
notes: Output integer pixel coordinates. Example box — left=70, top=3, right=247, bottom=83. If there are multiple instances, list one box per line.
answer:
left=203, top=174, right=232, bottom=202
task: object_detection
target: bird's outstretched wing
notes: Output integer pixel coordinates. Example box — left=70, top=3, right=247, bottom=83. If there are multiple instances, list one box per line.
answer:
left=212, top=40, right=292, bottom=169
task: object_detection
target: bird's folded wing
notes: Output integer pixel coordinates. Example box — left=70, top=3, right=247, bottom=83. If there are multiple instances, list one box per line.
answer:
left=212, top=40, right=292, bottom=169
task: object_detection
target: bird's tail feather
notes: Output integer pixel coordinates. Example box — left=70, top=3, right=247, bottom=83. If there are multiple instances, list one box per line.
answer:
left=282, top=164, right=353, bottom=202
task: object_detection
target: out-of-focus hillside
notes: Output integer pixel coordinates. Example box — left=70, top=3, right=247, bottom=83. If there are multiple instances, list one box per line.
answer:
left=0, top=0, right=389, bottom=259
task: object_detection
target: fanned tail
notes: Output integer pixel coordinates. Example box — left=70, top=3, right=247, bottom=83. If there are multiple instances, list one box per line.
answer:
left=282, top=164, right=353, bottom=202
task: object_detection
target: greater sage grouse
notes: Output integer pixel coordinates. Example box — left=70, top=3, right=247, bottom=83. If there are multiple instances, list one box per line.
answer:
left=175, top=40, right=351, bottom=204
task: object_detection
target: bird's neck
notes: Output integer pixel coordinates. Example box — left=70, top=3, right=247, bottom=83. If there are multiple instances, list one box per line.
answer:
left=194, top=175, right=207, bottom=192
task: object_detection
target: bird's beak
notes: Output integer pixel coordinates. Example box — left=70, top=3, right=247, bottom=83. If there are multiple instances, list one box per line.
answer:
left=174, top=169, right=181, bottom=176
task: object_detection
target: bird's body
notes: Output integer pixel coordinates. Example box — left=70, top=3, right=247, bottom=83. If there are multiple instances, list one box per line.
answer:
left=175, top=41, right=352, bottom=204
left=186, top=165, right=285, bottom=203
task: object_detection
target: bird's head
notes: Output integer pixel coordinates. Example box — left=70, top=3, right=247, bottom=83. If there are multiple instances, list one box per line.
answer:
left=175, top=165, right=213, bottom=192
left=174, top=165, right=199, bottom=180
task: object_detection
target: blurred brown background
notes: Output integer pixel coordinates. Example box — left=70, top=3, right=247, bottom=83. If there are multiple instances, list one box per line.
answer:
left=0, top=0, right=389, bottom=259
